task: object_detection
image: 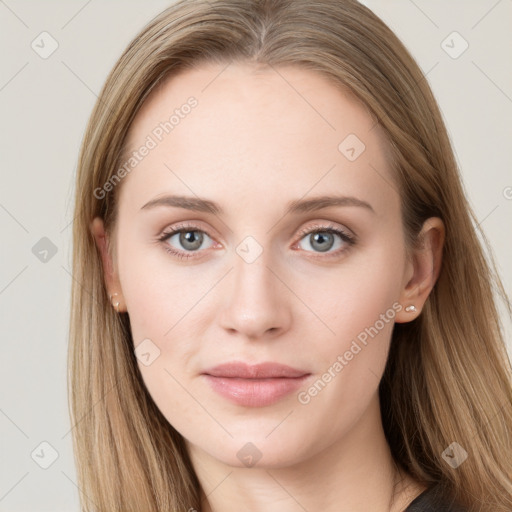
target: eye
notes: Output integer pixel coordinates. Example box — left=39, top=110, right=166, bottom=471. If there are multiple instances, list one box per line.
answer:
left=157, top=222, right=356, bottom=261
left=157, top=223, right=216, bottom=260
left=295, top=224, right=355, bottom=256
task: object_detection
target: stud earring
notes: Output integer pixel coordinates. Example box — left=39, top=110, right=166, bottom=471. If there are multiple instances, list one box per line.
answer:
left=109, top=292, right=120, bottom=313
left=404, top=304, right=417, bottom=313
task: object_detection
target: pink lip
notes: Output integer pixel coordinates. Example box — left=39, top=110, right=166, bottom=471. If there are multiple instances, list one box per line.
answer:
left=202, top=361, right=311, bottom=407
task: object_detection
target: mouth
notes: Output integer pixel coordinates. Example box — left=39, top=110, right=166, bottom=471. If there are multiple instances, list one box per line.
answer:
left=201, top=361, right=311, bottom=407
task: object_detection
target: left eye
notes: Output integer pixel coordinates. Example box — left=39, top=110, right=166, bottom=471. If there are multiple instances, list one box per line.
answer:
left=296, top=228, right=354, bottom=254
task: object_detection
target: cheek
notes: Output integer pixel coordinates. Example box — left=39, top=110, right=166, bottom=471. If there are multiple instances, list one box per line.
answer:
left=292, top=238, right=405, bottom=344
left=124, top=273, right=205, bottom=441
left=291, top=242, right=404, bottom=411
left=118, top=233, right=214, bottom=342
left=121, top=267, right=207, bottom=387
left=116, top=241, right=218, bottom=434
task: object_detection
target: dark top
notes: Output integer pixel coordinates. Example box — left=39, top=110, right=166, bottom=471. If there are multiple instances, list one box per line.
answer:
left=404, top=483, right=468, bottom=512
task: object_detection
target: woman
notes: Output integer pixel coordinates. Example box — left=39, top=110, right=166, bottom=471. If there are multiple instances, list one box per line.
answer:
left=68, top=1, right=512, bottom=510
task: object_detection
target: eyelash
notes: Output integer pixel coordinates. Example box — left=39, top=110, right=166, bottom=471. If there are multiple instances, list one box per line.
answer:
left=157, top=222, right=356, bottom=260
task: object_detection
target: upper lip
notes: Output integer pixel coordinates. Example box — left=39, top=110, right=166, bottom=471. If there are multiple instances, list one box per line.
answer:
left=202, top=361, right=309, bottom=379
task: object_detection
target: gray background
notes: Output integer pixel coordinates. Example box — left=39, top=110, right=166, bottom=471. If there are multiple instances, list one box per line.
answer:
left=1, top=1, right=511, bottom=510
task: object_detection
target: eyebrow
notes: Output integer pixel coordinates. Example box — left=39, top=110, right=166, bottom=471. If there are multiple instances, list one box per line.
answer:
left=140, top=194, right=375, bottom=216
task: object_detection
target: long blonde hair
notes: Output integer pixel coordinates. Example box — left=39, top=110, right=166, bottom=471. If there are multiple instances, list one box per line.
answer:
left=68, top=1, right=512, bottom=510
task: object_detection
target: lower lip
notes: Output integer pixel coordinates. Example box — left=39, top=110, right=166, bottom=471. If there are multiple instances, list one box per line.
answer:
left=203, top=374, right=310, bottom=407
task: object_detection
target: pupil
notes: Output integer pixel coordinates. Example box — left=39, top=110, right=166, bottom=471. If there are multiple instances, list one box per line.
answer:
left=180, top=231, right=203, bottom=250
left=311, top=232, right=333, bottom=252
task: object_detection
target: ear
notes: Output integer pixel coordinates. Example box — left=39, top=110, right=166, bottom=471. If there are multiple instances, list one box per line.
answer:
left=395, top=217, right=445, bottom=323
left=90, top=217, right=126, bottom=312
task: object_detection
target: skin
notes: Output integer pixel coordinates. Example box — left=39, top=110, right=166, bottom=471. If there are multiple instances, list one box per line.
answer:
left=91, top=62, right=444, bottom=512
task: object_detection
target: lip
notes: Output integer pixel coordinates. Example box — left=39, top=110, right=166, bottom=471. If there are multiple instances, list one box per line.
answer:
left=201, top=361, right=311, bottom=407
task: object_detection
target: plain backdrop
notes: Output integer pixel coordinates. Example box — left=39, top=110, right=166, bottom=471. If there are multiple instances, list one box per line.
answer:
left=1, top=1, right=511, bottom=510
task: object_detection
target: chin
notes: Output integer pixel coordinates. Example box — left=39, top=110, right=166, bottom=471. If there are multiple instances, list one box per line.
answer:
left=191, top=434, right=313, bottom=470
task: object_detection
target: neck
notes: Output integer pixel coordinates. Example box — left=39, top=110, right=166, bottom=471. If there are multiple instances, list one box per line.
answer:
left=188, top=393, right=426, bottom=512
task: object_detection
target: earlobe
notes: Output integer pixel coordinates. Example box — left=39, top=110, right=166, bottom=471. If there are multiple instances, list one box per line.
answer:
left=395, top=217, right=445, bottom=323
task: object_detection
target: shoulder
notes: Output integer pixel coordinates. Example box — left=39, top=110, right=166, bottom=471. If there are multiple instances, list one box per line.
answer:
left=404, top=482, right=468, bottom=512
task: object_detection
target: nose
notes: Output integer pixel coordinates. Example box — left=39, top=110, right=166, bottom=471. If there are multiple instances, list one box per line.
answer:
left=218, top=251, right=293, bottom=341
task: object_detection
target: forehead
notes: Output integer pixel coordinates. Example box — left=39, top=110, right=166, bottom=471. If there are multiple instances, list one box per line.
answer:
left=119, top=62, right=398, bottom=218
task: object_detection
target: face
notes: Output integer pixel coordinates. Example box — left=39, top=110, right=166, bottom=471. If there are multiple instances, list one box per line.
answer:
left=97, top=62, right=417, bottom=468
